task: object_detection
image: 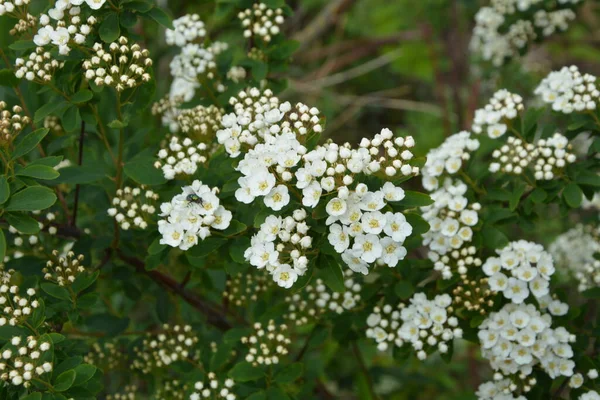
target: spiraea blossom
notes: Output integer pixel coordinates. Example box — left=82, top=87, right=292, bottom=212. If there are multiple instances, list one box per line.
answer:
left=472, top=89, right=524, bottom=139
left=158, top=180, right=232, bottom=250
left=482, top=240, right=554, bottom=304
left=478, top=303, right=576, bottom=380
left=191, top=373, right=236, bottom=400
left=0, top=269, right=40, bottom=327
left=0, top=335, right=53, bottom=387
left=421, top=179, right=482, bottom=279
left=241, top=320, right=291, bottom=366
left=535, top=65, right=600, bottom=113
left=176, top=104, right=224, bottom=141
left=238, top=2, right=285, bottom=44
left=166, top=14, right=206, bottom=47
left=107, top=186, right=158, bottom=230
left=366, top=293, right=462, bottom=359
left=169, top=42, right=228, bottom=84
left=83, top=37, right=152, bottom=92
left=154, top=136, right=208, bottom=180
left=476, top=378, right=529, bottom=400
left=223, top=269, right=273, bottom=307
left=43, top=250, right=86, bottom=286
left=0, top=102, right=30, bottom=146
left=14, top=47, right=65, bottom=82
left=244, top=210, right=312, bottom=288
left=422, top=131, right=480, bottom=191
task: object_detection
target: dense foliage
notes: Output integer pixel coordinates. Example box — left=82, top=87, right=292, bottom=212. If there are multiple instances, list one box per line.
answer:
left=0, top=0, right=599, bottom=399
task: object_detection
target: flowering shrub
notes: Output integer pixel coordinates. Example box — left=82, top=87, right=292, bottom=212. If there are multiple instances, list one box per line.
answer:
left=0, top=0, right=599, bottom=398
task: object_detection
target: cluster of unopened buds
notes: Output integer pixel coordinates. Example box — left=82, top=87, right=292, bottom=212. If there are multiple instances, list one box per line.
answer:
left=155, top=380, right=189, bottom=400
left=472, top=89, right=524, bottom=139
left=10, top=13, right=36, bottom=36
left=84, top=340, right=126, bottom=371
left=107, top=186, right=158, bottom=230
left=284, top=271, right=361, bottom=326
left=191, top=373, right=236, bottom=400
left=83, top=37, right=152, bottom=92
left=239, top=3, right=285, bottom=43
left=0, top=336, right=52, bottom=387
left=452, top=276, right=494, bottom=315
left=241, top=320, right=291, bottom=366
left=166, top=13, right=206, bottom=47
left=0, top=102, right=30, bottom=145
left=44, top=115, right=64, bottom=135
left=43, top=250, right=86, bottom=286
left=155, top=136, right=208, bottom=180
left=223, top=270, right=272, bottom=307
left=132, top=324, right=199, bottom=374
left=15, top=47, right=65, bottom=82
left=0, top=272, right=40, bottom=327
left=535, top=65, right=600, bottom=113
left=245, top=211, right=312, bottom=288
left=176, top=104, right=224, bottom=141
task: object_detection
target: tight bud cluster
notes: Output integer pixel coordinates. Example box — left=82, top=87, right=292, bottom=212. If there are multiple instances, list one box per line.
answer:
left=43, top=250, right=86, bottom=286
left=107, top=186, right=159, bottom=230
left=241, top=320, right=291, bottom=366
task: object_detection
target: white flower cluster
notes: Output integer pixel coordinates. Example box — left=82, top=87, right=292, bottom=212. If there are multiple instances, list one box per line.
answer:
left=227, top=66, right=247, bottom=83
left=581, top=391, right=600, bottom=400
left=166, top=14, right=206, bottom=47
left=158, top=180, right=232, bottom=250
left=550, top=224, right=600, bottom=270
left=421, top=179, right=482, bottom=279
left=170, top=42, right=228, bottom=83
left=177, top=104, right=224, bottom=140
left=0, top=274, right=40, bottom=327
left=245, top=211, right=312, bottom=288
left=107, top=186, right=158, bottom=230
left=0, top=102, right=30, bottom=145
left=152, top=95, right=184, bottom=133
left=285, top=271, right=361, bottom=326
left=238, top=3, right=284, bottom=43
left=84, top=37, right=152, bottom=92
left=15, top=46, right=65, bottom=84
left=327, top=183, right=412, bottom=274
left=490, top=136, right=536, bottom=175
left=367, top=293, right=462, bottom=359
left=422, top=131, right=480, bottom=191
left=132, top=324, right=199, bottom=374
left=241, top=320, right=291, bottom=366
left=33, top=0, right=100, bottom=56
left=190, top=373, right=236, bottom=400
left=476, top=378, right=528, bottom=400
left=0, top=0, right=30, bottom=17
left=535, top=65, right=600, bottom=113
left=43, top=250, right=86, bottom=286
left=0, top=336, right=53, bottom=387
left=482, top=240, right=554, bottom=304
left=478, top=303, right=576, bottom=379
left=217, top=87, right=322, bottom=158
left=470, top=0, right=582, bottom=66
left=472, top=89, right=524, bottom=139
left=6, top=212, right=58, bottom=261
left=155, top=136, right=208, bottom=180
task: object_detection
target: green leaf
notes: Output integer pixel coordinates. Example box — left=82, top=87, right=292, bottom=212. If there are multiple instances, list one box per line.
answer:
left=8, top=40, right=36, bottom=51
left=124, top=156, right=167, bottom=186
left=563, top=183, right=583, bottom=208
left=71, top=271, right=99, bottom=294
left=4, top=212, right=40, bottom=234
left=576, top=171, right=600, bottom=188
left=34, top=100, right=66, bottom=124
left=220, top=220, right=247, bottom=237
left=73, top=364, right=96, bottom=386
left=148, top=236, right=167, bottom=255
left=582, top=287, right=600, bottom=299
left=99, top=13, right=120, bottom=43
left=229, top=237, right=250, bottom=264
left=482, top=225, right=508, bottom=250
left=83, top=314, right=129, bottom=336
left=20, top=393, right=42, bottom=400
left=187, top=237, right=227, bottom=258
left=0, top=69, right=19, bottom=87
left=52, top=166, right=106, bottom=184
left=70, top=89, right=93, bottom=104
left=62, top=105, right=81, bottom=132
left=529, top=188, right=547, bottom=203
left=0, top=229, right=5, bottom=264
left=228, top=362, right=265, bottom=382
left=146, top=7, right=174, bottom=29
left=125, top=0, right=153, bottom=12
left=16, top=164, right=60, bottom=180
left=107, top=119, right=128, bottom=129
left=0, top=175, right=9, bottom=204
left=5, top=186, right=56, bottom=212
left=274, top=362, right=303, bottom=384
left=251, top=60, right=268, bottom=81
left=394, top=280, right=414, bottom=300
left=246, top=392, right=266, bottom=400
left=41, top=283, right=72, bottom=301
left=320, top=256, right=344, bottom=292
left=397, top=191, right=433, bottom=207
left=266, top=387, right=291, bottom=400
left=53, top=370, right=76, bottom=391
left=11, top=128, right=50, bottom=160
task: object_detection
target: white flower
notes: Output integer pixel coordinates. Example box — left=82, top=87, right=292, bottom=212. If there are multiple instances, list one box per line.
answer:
left=85, top=0, right=106, bottom=9
left=383, top=212, right=412, bottom=242
left=264, top=185, right=290, bottom=211
left=160, top=224, right=184, bottom=247
left=273, top=264, right=298, bottom=288
left=361, top=211, right=386, bottom=234
left=328, top=224, right=349, bottom=253
left=326, top=197, right=347, bottom=217
left=379, top=237, right=407, bottom=267
left=247, top=168, right=276, bottom=197
left=504, top=278, right=529, bottom=304
left=352, top=234, right=382, bottom=263
left=341, top=249, right=369, bottom=275
left=211, top=206, right=232, bottom=230
left=302, top=181, right=322, bottom=208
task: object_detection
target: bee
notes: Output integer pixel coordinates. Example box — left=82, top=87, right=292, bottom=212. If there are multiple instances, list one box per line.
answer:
left=186, top=193, right=204, bottom=207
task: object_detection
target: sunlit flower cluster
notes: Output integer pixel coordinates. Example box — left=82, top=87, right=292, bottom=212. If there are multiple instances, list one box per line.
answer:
left=421, top=179, right=481, bottom=279
left=241, top=320, right=291, bottom=366
left=107, top=186, right=158, bottom=230
left=482, top=240, right=554, bottom=304
left=245, top=211, right=312, bottom=288
left=158, top=180, right=232, bottom=250
left=191, top=373, right=236, bottom=400
left=84, top=37, right=152, bottom=92
left=0, top=336, right=53, bottom=387
left=476, top=378, right=528, bottom=400
left=422, top=131, right=480, bottom=191
left=367, top=293, right=462, bottom=359
left=132, top=324, right=199, bottom=374
left=43, top=250, right=86, bottom=286
left=169, top=42, right=228, bottom=83
left=472, top=89, right=524, bottom=139
left=166, top=14, right=206, bottom=47
left=285, top=271, right=361, bottom=326
left=0, top=102, right=30, bottom=146
left=535, top=65, right=600, bottom=113
left=478, top=303, right=576, bottom=380
left=154, top=136, right=208, bottom=180
left=238, top=3, right=285, bottom=44
left=15, top=47, right=65, bottom=82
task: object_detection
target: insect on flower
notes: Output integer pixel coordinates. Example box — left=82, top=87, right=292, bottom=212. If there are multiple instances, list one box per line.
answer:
left=186, top=193, right=204, bottom=206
